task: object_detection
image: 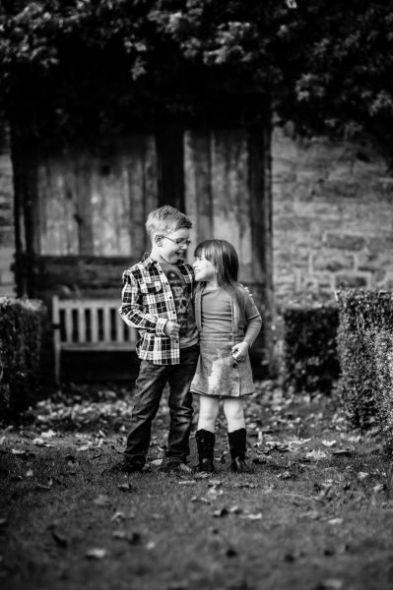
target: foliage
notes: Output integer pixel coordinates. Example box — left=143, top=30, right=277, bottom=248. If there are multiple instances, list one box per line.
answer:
left=374, top=330, right=393, bottom=459
left=0, top=297, right=46, bottom=418
left=283, top=302, right=339, bottom=396
left=336, top=290, right=393, bottom=453
left=2, top=1, right=393, bottom=157
left=0, top=0, right=293, bottom=143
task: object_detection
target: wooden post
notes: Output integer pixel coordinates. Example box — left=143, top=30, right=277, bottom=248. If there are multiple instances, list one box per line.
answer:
left=156, top=122, right=185, bottom=211
left=248, top=116, right=275, bottom=375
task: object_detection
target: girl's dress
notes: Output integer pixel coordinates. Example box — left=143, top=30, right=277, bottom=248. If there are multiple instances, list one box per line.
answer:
left=190, top=285, right=262, bottom=398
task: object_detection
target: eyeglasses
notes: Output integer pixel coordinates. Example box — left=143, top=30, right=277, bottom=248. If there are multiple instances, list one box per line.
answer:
left=162, top=236, right=191, bottom=247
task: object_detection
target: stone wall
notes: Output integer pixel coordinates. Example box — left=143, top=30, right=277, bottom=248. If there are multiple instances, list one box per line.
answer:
left=272, top=125, right=393, bottom=310
left=0, top=123, right=15, bottom=297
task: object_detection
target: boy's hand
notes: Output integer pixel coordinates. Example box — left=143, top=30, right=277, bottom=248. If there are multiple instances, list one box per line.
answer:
left=165, top=320, right=180, bottom=338
left=231, top=341, right=249, bottom=362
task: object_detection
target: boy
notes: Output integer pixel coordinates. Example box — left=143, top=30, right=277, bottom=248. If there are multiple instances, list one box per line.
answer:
left=116, top=205, right=199, bottom=474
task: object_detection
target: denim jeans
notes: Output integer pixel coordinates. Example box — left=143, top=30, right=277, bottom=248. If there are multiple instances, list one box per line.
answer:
left=124, top=344, right=199, bottom=468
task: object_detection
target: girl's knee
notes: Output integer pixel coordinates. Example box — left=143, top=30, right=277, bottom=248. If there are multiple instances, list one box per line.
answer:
left=198, top=396, right=219, bottom=431
left=223, top=399, right=245, bottom=431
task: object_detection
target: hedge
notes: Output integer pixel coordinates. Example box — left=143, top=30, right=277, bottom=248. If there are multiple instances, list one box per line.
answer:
left=283, top=302, right=340, bottom=395
left=336, top=290, right=393, bottom=453
left=0, top=297, right=46, bottom=419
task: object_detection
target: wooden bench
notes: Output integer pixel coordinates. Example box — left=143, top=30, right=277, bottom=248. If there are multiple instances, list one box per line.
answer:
left=52, top=296, right=137, bottom=382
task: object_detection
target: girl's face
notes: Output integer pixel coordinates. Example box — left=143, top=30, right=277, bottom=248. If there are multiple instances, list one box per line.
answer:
left=193, top=254, right=217, bottom=283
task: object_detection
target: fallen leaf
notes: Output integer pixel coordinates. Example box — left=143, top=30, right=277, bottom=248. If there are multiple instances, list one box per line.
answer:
left=11, top=449, right=26, bottom=456
left=373, top=483, right=384, bottom=494
left=150, top=459, right=162, bottom=467
left=315, top=579, right=343, bottom=590
left=213, top=508, right=229, bottom=518
left=357, top=472, right=368, bottom=481
left=332, top=449, right=353, bottom=457
left=322, top=440, right=336, bottom=448
left=93, top=494, right=111, bottom=507
left=299, top=510, right=320, bottom=520
left=305, top=450, right=327, bottom=461
left=229, top=505, right=242, bottom=514
left=112, top=531, right=141, bottom=544
left=25, top=469, right=34, bottom=478
left=0, top=519, right=8, bottom=526
left=86, top=548, right=107, bottom=559
left=145, top=541, right=156, bottom=550
left=327, top=518, right=343, bottom=526
left=41, top=430, right=56, bottom=439
left=51, top=529, right=68, bottom=548
left=35, top=482, right=52, bottom=491
left=111, top=511, right=125, bottom=522
left=243, top=513, right=262, bottom=520
left=118, top=483, right=134, bottom=492
left=208, top=479, right=222, bottom=487
left=191, top=496, right=210, bottom=504
left=178, top=480, right=196, bottom=486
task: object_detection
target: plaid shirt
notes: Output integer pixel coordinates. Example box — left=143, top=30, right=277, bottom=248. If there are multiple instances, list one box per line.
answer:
left=119, top=255, right=195, bottom=365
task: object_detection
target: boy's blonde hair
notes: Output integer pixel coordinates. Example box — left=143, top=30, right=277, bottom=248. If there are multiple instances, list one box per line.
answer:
left=145, top=205, right=192, bottom=239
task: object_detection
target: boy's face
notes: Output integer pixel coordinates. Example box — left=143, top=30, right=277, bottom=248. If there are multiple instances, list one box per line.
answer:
left=155, top=228, right=191, bottom=264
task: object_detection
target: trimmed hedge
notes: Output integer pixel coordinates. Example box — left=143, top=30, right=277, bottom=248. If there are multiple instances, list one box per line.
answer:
left=0, top=297, right=46, bottom=419
left=336, top=290, right=393, bottom=451
left=283, top=303, right=340, bottom=395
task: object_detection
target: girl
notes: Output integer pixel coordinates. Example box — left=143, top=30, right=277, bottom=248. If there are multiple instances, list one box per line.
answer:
left=190, top=239, right=262, bottom=473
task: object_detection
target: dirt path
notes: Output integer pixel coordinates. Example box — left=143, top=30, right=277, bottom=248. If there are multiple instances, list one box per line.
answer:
left=0, top=382, right=392, bottom=590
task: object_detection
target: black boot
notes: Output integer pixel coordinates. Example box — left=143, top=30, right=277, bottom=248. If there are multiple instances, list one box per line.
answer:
left=195, top=429, right=215, bottom=473
left=228, top=428, right=253, bottom=473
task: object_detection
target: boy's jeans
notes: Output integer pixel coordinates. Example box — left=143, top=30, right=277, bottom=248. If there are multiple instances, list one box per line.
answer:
left=124, top=344, right=199, bottom=468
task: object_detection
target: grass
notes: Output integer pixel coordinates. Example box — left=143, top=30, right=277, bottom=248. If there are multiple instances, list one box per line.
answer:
left=1, top=382, right=393, bottom=590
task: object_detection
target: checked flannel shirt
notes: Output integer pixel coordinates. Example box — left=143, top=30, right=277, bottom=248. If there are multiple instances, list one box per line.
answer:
left=119, top=255, right=195, bottom=365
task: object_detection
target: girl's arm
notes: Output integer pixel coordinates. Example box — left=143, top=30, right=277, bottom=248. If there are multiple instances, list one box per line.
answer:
left=242, top=291, right=262, bottom=348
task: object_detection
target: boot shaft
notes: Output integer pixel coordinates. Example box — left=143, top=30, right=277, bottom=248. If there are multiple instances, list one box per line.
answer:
left=228, top=428, right=253, bottom=473
left=195, top=429, right=215, bottom=473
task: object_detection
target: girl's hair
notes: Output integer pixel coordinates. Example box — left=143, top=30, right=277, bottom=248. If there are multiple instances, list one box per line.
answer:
left=194, top=239, right=239, bottom=287
left=194, top=239, right=246, bottom=314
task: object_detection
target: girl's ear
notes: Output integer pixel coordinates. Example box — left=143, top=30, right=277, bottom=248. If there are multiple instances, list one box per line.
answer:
left=154, top=234, right=163, bottom=246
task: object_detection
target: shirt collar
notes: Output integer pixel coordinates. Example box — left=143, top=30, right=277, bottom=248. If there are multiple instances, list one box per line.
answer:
left=142, top=253, right=188, bottom=270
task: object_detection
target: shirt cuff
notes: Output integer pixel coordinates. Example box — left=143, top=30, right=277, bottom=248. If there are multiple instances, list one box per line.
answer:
left=156, top=318, right=168, bottom=336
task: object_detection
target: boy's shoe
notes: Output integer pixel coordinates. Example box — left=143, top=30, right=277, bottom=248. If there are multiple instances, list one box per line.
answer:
left=159, top=459, right=193, bottom=475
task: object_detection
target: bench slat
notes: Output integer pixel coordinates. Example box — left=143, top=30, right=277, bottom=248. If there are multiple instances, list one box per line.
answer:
left=52, top=296, right=138, bottom=383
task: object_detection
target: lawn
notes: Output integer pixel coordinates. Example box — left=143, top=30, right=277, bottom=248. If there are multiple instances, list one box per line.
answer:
left=1, top=381, right=392, bottom=590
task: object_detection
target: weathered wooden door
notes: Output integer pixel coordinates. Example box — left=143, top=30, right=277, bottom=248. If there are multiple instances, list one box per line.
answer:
left=184, top=126, right=273, bottom=372
left=15, top=124, right=273, bottom=372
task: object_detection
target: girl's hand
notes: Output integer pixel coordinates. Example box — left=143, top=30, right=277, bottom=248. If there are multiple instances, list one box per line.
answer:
left=165, top=320, right=180, bottom=338
left=231, top=341, right=249, bottom=362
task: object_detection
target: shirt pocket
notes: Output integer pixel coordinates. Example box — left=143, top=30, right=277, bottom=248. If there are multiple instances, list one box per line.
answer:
left=140, top=280, right=162, bottom=294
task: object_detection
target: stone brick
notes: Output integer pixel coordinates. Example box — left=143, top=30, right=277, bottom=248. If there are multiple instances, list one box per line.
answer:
left=0, top=229, right=14, bottom=247
left=325, top=234, right=366, bottom=251
left=334, top=274, right=369, bottom=289
left=0, top=285, right=15, bottom=297
left=367, top=236, right=393, bottom=255
left=0, top=269, right=14, bottom=284
left=274, top=217, right=311, bottom=232
left=312, top=252, right=354, bottom=273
